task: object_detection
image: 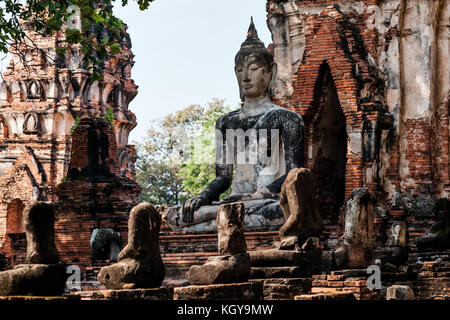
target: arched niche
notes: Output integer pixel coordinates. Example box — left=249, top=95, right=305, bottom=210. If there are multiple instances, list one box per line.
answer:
left=309, top=62, right=347, bottom=224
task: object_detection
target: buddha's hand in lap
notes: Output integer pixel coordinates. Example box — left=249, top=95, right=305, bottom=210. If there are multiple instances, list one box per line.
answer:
left=253, top=187, right=273, bottom=199
left=182, top=195, right=210, bottom=223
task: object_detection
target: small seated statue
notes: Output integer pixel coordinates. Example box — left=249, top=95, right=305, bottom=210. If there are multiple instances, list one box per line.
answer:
left=167, top=18, right=304, bottom=232
left=98, top=202, right=165, bottom=289
left=0, top=201, right=66, bottom=296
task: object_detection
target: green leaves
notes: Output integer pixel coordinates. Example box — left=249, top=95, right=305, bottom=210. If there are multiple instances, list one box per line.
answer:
left=136, top=99, right=235, bottom=205
left=103, top=107, right=115, bottom=126
left=0, top=0, right=154, bottom=78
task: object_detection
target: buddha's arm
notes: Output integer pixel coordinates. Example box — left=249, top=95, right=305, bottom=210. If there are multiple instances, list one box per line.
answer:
left=265, top=113, right=304, bottom=194
left=198, top=163, right=233, bottom=202
left=182, top=115, right=233, bottom=222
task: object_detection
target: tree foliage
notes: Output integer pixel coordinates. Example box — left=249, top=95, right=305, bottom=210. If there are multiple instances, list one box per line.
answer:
left=0, top=0, right=154, bottom=80
left=135, top=99, right=234, bottom=206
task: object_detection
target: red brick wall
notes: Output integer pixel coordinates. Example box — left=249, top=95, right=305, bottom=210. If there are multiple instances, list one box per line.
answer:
left=288, top=10, right=377, bottom=199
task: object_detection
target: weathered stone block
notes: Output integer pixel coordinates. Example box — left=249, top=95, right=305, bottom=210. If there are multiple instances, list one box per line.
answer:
left=186, top=253, right=251, bottom=285
left=173, top=282, right=263, bottom=300
left=0, top=264, right=66, bottom=296
left=386, top=285, right=415, bottom=300
left=74, top=288, right=173, bottom=300
left=217, top=203, right=246, bottom=255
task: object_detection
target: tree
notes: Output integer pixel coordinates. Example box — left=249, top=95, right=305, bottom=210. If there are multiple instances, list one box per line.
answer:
left=0, top=0, right=154, bottom=80
left=135, top=99, right=234, bottom=206
left=179, top=100, right=232, bottom=197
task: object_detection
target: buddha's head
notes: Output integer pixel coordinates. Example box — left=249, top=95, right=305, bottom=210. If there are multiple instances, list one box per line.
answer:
left=235, top=18, right=276, bottom=101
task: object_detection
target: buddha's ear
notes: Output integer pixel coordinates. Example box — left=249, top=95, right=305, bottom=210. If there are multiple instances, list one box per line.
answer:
left=269, top=62, right=278, bottom=99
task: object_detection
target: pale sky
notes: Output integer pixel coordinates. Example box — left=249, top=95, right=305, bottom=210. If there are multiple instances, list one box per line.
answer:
left=113, top=0, right=272, bottom=143
left=0, top=1, right=272, bottom=144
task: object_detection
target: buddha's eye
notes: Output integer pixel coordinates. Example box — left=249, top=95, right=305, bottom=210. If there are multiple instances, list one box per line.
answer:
left=236, top=68, right=244, bottom=73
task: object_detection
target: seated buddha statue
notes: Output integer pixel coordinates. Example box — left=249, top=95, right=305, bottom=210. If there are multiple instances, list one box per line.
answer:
left=167, top=18, right=304, bottom=232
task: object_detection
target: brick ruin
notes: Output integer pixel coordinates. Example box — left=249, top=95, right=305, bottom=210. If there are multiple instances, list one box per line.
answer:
left=0, top=17, right=140, bottom=270
left=0, top=0, right=448, bottom=301
left=267, top=0, right=449, bottom=246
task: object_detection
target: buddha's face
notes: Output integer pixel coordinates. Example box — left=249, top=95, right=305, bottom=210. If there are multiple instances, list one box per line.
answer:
left=235, top=54, right=272, bottom=100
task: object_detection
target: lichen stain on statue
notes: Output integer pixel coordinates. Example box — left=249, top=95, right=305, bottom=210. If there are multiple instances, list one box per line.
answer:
left=167, top=18, right=304, bottom=233
left=0, top=201, right=66, bottom=296
left=98, top=202, right=165, bottom=289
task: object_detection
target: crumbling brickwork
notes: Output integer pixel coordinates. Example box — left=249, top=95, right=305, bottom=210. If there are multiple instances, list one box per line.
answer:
left=267, top=0, right=449, bottom=243
left=0, top=18, right=140, bottom=269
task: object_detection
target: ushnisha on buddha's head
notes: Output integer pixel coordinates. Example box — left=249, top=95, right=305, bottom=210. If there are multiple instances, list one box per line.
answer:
left=235, top=17, right=276, bottom=101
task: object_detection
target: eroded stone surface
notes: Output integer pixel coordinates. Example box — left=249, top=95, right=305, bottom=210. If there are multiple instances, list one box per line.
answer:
left=218, top=203, right=247, bottom=255
left=0, top=201, right=66, bottom=296
left=0, top=264, right=66, bottom=296
left=23, top=201, right=59, bottom=264
left=334, top=188, right=376, bottom=268
left=185, top=253, right=251, bottom=285
left=386, top=285, right=415, bottom=300
left=249, top=249, right=321, bottom=274
left=279, top=168, right=322, bottom=250
left=98, top=202, right=165, bottom=289
left=173, top=282, right=263, bottom=300
left=73, top=288, right=173, bottom=301
left=185, top=202, right=251, bottom=285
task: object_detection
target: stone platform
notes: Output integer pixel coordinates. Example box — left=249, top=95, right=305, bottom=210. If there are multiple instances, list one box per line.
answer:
left=308, top=269, right=381, bottom=300
left=254, top=278, right=312, bottom=300
left=160, top=231, right=279, bottom=280
left=173, top=282, right=264, bottom=300
left=0, top=295, right=80, bottom=301
left=412, top=261, right=450, bottom=300
left=72, top=288, right=174, bottom=300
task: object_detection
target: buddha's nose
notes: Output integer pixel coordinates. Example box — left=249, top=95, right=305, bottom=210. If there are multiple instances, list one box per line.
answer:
left=243, top=69, right=250, bottom=81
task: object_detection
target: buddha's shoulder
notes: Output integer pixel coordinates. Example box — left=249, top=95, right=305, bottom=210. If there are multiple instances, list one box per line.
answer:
left=261, top=104, right=304, bottom=124
left=216, top=109, right=241, bottom=128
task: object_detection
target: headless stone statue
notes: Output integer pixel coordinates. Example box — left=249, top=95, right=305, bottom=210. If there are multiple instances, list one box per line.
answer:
left=167, top=18, right=304, bottom=232
left=278, top=168, right=322, bottom=250
left=333, top=188, right=376, bottom=268
left=186, top=202, right=251, bottom=285
left=0, top=201, right=66, bottom=296
left=248, top=168, right=322, bottom=278
left=24, top=201, right=60, bottom=264
left=98, top=202, right=165, bottom=289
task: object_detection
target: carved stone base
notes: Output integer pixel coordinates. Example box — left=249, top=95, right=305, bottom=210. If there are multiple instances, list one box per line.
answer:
left=173, top=282, right=263, bottom=300
left=0, top=263, right=66, bottom=296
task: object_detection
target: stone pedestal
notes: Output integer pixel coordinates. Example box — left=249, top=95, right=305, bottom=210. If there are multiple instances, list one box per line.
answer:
left=0, top=263, right=66, bottom=296
left=248, top=248, right=322, bottom=278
